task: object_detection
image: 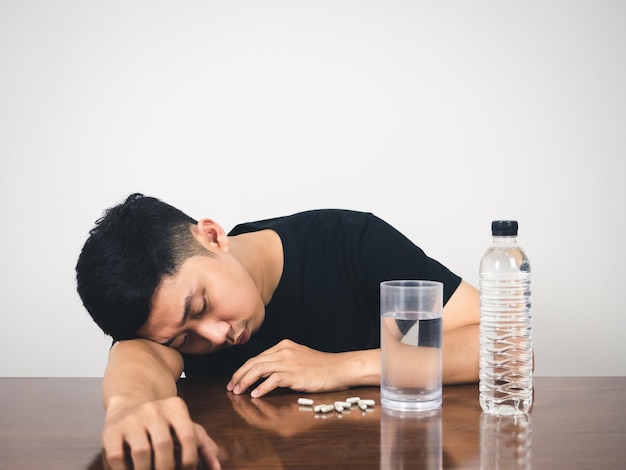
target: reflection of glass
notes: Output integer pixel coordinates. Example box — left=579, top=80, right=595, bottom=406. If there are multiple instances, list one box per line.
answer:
left=380, top=408, right=442, bottom=470
left=480, top=413, right=532, bottom=470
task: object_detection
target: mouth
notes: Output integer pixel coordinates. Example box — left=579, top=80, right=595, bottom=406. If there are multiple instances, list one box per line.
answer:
left=236, top=326, right=251, bottom=345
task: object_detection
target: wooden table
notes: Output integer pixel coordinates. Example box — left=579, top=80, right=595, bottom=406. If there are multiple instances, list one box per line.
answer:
left=1, top=377, right=625, bottom=469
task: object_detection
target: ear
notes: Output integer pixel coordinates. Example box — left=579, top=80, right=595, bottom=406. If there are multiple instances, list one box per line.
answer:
left=194, top=218, right=230, bottom=252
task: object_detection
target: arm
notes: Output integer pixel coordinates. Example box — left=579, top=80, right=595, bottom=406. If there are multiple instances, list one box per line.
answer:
left=227, top=341, right=380, bottom=397
left=441, top=280, right=480, bottom=384
left=102, top=339, right=221, bottom=470
left=103, top=338, right=182, bottom=409
left=228, top=281, right=479, bottom=397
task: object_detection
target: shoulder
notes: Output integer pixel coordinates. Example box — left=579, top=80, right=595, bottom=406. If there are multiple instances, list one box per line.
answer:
left=229, top=209, right=376, bottom=236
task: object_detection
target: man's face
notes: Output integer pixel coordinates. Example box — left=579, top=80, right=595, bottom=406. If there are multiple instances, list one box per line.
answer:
left=137, top=250, right=266, bottom=354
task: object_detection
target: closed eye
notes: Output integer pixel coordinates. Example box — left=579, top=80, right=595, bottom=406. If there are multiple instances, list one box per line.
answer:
left=195, top=298, right=208, bottom=319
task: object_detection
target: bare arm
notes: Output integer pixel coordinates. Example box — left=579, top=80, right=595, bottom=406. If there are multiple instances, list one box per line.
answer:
left=103, top=339, right=182, bottom=410
left=441, top=280, right=480, bottom=384
left=442, top=324, right=479, bottom=384
left=229, top=280, right=479, bottom=397
left=102, top=339, right=220, bottom=470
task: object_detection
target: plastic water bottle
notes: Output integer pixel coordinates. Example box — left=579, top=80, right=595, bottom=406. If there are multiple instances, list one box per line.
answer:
left=479, top=220, right=532, bottom=415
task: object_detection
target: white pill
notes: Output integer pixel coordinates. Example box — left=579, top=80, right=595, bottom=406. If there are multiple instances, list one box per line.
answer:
left=298, top=398, right=314, bottom=406
left=359, top=399, right=376, bottom=407
left=321, top=404, right=335, bottom=413
left=358, top=401, right=369, bottom=410
left=346, top=396, right=361, bottom=404
left=334, top=401, right=351, bottom=408
left=334, top=404, right=345, bottom=412
left=314, top=404, right=325, bottom=412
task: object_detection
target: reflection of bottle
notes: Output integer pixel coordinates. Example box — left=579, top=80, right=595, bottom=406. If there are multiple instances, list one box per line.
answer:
left=479, top=220, right=532, bottom=415
left=480, top=413, right=532, bottom=470
left=380, top=408, right=442, bottom=470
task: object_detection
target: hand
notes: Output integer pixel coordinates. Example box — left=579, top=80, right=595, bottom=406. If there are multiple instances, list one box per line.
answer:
left=226, top=339, right=360, bottom=398
left=102, top=396, right=221, bottom=470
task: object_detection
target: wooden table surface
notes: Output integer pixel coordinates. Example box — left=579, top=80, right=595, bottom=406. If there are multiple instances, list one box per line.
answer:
left=1, top=377, right=625, bottom=469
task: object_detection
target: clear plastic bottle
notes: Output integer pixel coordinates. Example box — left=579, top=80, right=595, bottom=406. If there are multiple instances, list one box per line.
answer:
left=479, top=220, right=532, bottom=415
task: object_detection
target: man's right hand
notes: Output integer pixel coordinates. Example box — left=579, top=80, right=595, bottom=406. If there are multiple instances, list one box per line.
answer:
left=102, top=340, right=221, bottom=469
left=102, top=395, right=221, bottom=470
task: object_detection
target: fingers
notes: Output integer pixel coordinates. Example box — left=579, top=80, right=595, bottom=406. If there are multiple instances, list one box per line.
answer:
left=227, top=340, right=315, bottom=397
left=102, top=396, right=221, bottom=470
left=226, top=345, right=277, bottom=394
left=195, top=424, right=222, bottom=470
left=227, top=341, right=362, bottom=397
left=105, top=432, right=153, bottom=470
left=249, top=373, right=284, bottom=397
left=169, top=416, right=199, bottom=470
left=151, top=425, right=177, bottom=470
left=228, top=357, right=283, bottom=397
left=101, top=433, right=131, bottom=470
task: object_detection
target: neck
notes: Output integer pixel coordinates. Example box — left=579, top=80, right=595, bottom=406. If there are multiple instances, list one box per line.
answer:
left=228, top=230, right=283, bottom=305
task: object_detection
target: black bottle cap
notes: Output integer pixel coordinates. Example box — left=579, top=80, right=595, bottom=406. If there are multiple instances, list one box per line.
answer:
left=492, top=220, right=518, bottom=236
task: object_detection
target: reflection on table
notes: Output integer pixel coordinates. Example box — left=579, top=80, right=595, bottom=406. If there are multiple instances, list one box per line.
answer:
left=183, top=378, right=482, bottom=469
left=1, top=377, right=625, bottom=469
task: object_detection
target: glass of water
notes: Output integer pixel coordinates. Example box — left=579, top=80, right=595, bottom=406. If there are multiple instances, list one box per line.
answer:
left=380, top=280, right=443, bottom=412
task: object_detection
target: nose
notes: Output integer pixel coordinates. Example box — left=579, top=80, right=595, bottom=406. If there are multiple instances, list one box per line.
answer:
left=194, top=318, right=232, bottom=346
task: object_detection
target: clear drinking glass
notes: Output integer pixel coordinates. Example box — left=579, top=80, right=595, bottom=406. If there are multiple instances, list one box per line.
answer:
left=380, top=280, right=443, bottom=412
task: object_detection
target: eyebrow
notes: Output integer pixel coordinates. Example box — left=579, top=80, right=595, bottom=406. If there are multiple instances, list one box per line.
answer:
left=160, top=292, right=194, bottom=347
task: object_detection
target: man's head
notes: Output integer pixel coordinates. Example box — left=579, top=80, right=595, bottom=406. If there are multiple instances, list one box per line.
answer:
left=76, top=193, right=207, bottom=341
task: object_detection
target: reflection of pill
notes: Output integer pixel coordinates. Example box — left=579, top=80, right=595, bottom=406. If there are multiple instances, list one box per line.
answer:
left=346, top=397, right=360, bottom=404
left=298, top=398, right=314, bottom=406
left=334, top=401, right=350, bottom=408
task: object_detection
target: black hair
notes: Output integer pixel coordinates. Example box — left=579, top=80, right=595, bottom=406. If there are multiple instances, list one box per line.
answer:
left=75, top=193, right=210, bottom=340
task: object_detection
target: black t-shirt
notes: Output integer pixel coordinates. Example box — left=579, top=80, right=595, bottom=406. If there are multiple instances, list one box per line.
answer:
left=182, top=209, right=461, bottom=377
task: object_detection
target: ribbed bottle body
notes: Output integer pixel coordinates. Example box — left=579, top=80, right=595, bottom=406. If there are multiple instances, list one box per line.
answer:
left=479, top=240, right=532, bottom=415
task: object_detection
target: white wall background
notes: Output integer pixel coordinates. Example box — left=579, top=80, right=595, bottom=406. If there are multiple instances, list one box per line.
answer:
left=1, top=0, right=624, bottom=377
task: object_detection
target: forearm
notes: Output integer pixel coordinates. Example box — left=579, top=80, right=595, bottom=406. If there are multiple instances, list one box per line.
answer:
left=99, top=340, right=221, bottom=469
left=442, top=324, right=479, bottom=384
left=339, top=348, right=380, bottom=388
left=340, top=323, right=478, bottom=389
left=103, top=339, right=184, bottom=412
left=343, top=324, right=479, bottom=388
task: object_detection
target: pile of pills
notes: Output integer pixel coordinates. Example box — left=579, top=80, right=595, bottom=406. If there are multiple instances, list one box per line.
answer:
left=297, top=396, right=376, bottom=417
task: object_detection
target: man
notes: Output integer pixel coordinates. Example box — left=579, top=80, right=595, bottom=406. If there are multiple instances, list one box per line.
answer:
left=76, top=193, right=479, bottom=470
